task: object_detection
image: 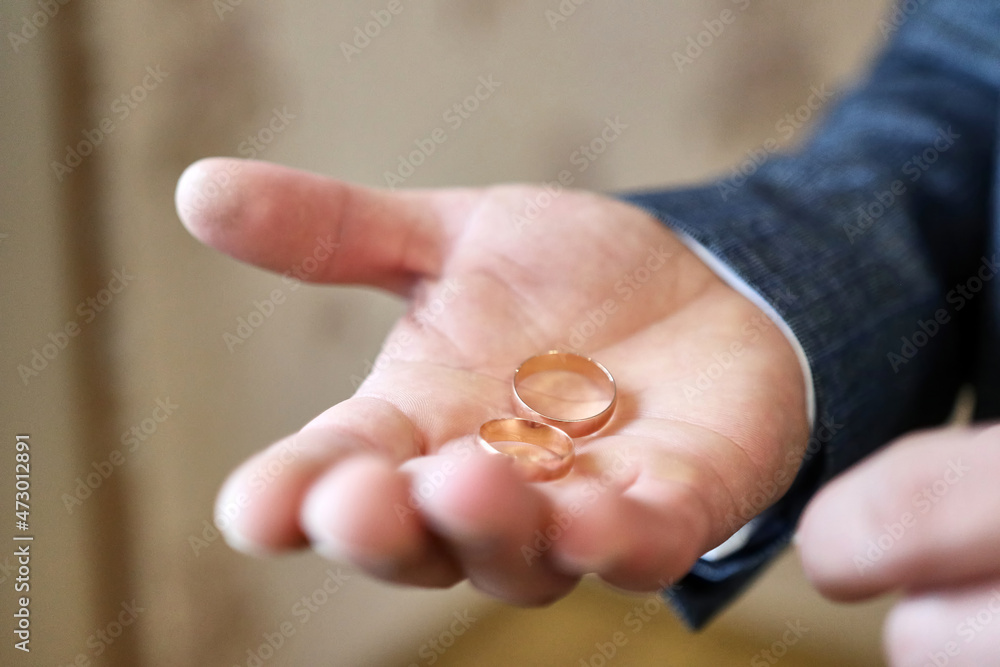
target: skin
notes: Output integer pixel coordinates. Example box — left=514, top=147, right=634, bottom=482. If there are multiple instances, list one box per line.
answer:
left=175, top=157, right=811, bottom=604
left=798, top=425, right=1000, bottom=666
left=177, top=158, right=1000, bottom=664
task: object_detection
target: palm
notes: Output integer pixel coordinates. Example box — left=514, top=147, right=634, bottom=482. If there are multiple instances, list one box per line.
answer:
left=178, top=160, right=808, bottom=604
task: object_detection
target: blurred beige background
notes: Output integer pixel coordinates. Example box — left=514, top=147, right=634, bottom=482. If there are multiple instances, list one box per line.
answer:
left=1, top=1, right=897, bottom=665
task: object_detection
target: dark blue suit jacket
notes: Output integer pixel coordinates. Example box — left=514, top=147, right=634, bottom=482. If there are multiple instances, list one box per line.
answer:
left=624, top=0, right=1000, bottom=628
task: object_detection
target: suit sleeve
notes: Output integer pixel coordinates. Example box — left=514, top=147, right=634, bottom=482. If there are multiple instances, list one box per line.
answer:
left=620, top=0, right=1000, bottom=628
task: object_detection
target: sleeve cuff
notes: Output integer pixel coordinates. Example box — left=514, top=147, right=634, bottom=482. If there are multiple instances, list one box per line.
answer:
left=674, top=233, right=814, bottom=566
left=675, top=231, right=817, bottom=429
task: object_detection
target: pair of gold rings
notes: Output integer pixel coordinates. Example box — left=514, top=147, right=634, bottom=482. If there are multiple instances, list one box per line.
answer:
left=477, top=351, right=617, bottom=482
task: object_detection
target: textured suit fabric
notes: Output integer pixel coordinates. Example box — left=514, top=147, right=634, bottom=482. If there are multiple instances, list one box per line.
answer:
left=622, top=0, right=1000, bottom=628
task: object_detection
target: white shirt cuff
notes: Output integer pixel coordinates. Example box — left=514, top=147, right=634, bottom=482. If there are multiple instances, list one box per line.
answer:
left=674, top=232, right=816, bottom=561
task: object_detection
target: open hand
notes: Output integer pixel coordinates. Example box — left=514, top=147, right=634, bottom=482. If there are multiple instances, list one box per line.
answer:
left=176, top=158, right=808, bottom=605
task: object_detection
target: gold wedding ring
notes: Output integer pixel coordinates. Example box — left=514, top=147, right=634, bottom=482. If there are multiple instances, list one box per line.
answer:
left=477, top=418, right=575, bottom=482
left=512, top=351, right=617, bottom=438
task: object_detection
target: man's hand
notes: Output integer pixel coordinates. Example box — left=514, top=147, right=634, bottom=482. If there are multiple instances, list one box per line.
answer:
left=797, top=426, right=1000, bottom=665
left=176, top=158, right=808, bottom=605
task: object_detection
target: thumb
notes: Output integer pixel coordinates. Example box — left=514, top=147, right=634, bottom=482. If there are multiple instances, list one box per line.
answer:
left=175, top=158, right=470, bottom=293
